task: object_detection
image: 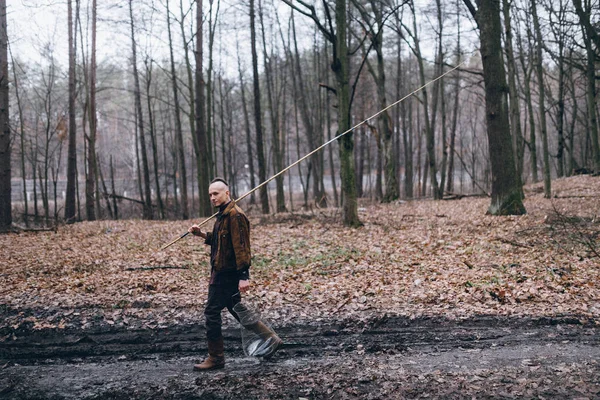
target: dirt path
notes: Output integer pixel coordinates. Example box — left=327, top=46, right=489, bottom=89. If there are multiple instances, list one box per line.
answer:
left=1, top=315, right=599, bottom=399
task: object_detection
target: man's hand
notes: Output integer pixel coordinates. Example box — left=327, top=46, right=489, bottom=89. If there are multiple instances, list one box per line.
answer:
left=188, top=225, right=207, bottom=239
left=239, top=280, right=250, bottom=293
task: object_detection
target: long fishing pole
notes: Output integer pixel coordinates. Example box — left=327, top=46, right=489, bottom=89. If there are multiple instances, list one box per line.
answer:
left=158, top=61, right=465, bottom=251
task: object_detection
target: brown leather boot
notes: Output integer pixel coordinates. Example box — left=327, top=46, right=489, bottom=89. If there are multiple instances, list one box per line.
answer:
left=193, top=337, right=225, bottom=371
left=246, top=321, right=283, bottom=359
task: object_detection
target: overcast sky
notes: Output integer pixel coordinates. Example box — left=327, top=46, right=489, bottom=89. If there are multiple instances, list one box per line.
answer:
left=7, top=0, right=478, bottom=79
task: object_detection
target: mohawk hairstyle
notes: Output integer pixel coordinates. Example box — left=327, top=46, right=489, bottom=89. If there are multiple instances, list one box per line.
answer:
left=211, top=177, right=229, bottom=187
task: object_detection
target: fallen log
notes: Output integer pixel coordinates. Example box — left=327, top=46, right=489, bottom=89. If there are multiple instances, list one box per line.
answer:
left=125, top=265, right=190, bottom=271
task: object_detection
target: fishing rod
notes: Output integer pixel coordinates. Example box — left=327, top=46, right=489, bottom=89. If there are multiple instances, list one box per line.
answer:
left=158, top=61, right=465, bottom=252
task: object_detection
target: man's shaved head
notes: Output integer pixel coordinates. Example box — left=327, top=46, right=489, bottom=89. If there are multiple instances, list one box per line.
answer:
left=209, top=180, right=228, bottom=192
left=208, top=178, right=231, bottom=207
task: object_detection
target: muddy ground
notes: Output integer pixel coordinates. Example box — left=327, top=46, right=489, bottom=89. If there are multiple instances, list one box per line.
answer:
left=1, top=314, right=599, bottom=399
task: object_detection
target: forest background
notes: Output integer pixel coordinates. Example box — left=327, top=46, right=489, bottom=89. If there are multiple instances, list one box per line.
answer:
left=0, top=0, right=598, bottom=228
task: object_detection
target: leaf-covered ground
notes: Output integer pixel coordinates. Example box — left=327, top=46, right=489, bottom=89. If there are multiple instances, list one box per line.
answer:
left=1, top=175, right=599, bottom=332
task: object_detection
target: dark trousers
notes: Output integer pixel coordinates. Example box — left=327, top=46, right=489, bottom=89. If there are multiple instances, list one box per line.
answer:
left=205, top=283, right=242, bottom=341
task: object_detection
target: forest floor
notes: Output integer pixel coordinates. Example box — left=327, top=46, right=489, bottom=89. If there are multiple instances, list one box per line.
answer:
left=1, top=175, right=599, bottom=399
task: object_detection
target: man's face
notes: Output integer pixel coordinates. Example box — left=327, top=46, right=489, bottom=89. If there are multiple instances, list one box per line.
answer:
left=208, top=182, right=230, bottom=207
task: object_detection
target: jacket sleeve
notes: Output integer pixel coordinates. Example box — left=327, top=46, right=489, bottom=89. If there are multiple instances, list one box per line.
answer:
left=230, top=213, right=251, bottom=274
left=204, top=231, right=213, bottom=246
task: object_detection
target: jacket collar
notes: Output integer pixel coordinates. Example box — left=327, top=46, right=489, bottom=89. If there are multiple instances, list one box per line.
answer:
left=220, top=200, right=236, bottom=216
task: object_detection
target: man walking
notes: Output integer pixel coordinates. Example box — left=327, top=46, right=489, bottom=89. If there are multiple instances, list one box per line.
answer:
left=189, top=178, right=282, bottom=371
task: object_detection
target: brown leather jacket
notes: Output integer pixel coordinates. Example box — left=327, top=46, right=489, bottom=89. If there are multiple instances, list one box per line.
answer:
left=204, top=201, right=251, bottom=280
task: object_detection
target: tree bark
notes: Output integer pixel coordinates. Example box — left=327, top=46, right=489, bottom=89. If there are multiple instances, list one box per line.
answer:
left=85, top=0, right=97, bottom=221
left=249, top=0, right=269, bottom=214
left=259, top=0, right=286, bottom=212
left=335, top=0, right=361, bottom=226
left=129, top=0, right=153, bottom=219
left=463, top=0, right=526, bottom=215
left=516, top=14, right=539, bottom=183
left=206, top=0, right=218, bottom=179
left=65, top=0, right=77, bottom=223
left=362, top=0, right=398, bottom=202
left=502, top=0, right=524, bottom=196
left=410, top=2, right=440, bottom=199
left=291, top=15, right=320, bottom=207
left=446, top=3, right=461, bottom=194
left=144, top=58, right=164, bottom=219
left=573, top=0, right=600, bottom=173
left=177, top=0, right=197, bottom=215
left=110, top=155, right=118, bottom=220
left=10, top=50, right=28, bottom=226
left=0, top=0, right=9, bottom=231
left=236, top=43, right=256, bottom=205
left=281, top=0, right=360, bottom=226
left=531, top=0, right=551, bottom=198
left=194, top=0, right=211, bottom=217
left=167, top=0, right=189, bottom=219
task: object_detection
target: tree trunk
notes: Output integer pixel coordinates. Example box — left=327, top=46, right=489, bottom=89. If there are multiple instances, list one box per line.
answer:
left=366, top=0, right=398, bottom=202
left=129, top=0, right=153, bottom=219
left=281, top=0, right=360, bottom=225
left=502, top=0, right=525, bottom=197
left=463, top=0, right=526, bottom=215
left=291, top=16, right=321, bottom=207
left=236, top=44, right=256, bottom=204
left=516, top=15, right=538, bottom=183
left=531, top=0, right=551, bottom=198
left=97, top=156, right=113, bottom=219
left=335, top=0, right=361, bottom=226
left=218, top=76, right=227, bottom=183
left=10, top=50, right=28, bottom=226
left=573, top=0, right=600, bottom=173
left=85, top=0, right=97, bottom=221
left=567, top=50, right=578, bottom=175
left=550, top=0, right=567, bottom=178
left=259, top=0, right=286, bottom=212
left=433, top=0, right=446, bottom=199
left=397, top=12, right=413, bottom=199
left=206, top=0, right=219, bottom=180
left=194, top=0, right=211, bottom=217
left=249, top=0, right=269, bottom=214
left=0, top=0, right=9, bottom=231
left=65, top=0, right=77, bottom=223
left=144, top=59, right=165, bottom=219
left=411, top=3, right=439, bottom=199
left=439, top=75, right=448, bottom=196
left=167, top=0, right=188, bottom=219
left=110, top=155, right=118, bottom=220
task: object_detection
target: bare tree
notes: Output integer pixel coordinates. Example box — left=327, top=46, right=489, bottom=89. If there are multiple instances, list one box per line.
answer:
left=0, top=0, right=9, bottom=231
left=290, top=13, right=323, bottom=208
left=353, top=0, right=399, bottom=202
left=259, top=0, right=286, bottom=212
left=502, top=0, right=524, bottom=196
left=167, top=0, right=189, bottom=219
left=129, top=0, right=153, bottom=219
left=462, top=0, right=526, bottom=215
left=236, top=39, right=256, bottom=205
left=85, top=0, right=98, bottom=220
left=573, top=0, right=600, bottom=173
left=65, top=0, right=78, bottom=223
left=531, top=0, right=551, bottom=198
left=194, top=0, right=212, bottom=217
left=250, top=0, right=270, bottom=213
left=144, top=58, right=165, bottom=219
left=282, top=0, right=361, bottom=227
left=515, top=9, right=539, bottom=183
